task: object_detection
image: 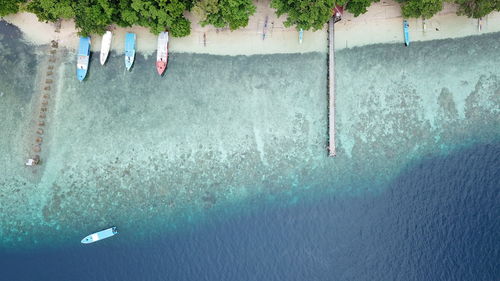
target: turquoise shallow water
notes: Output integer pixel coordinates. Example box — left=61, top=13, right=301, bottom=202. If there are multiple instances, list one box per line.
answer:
left=0, top=22, right=499, bottom=248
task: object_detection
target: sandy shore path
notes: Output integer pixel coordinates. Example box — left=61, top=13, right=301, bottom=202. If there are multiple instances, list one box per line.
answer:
left=4, top=0, right=500, bottom=55
left=4, top=0, right=325, bottom=55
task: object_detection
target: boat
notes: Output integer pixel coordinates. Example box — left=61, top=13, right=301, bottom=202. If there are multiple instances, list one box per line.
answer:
left=100, top=31, right=112, bottom=65
left=156, top=31, right=169, bottom=76
left=76, top=37, right=91, bottom=81
left=125, top=32, right=136, bottom=71
left=298, top=29, right=303, bottom=44
left=81, top=227, right=118, bottom=244
left=403, top=20, right=410, bottom=46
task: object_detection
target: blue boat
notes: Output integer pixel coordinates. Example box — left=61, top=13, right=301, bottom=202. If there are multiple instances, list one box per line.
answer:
left=125, top=32, right=136, bottom=71
left=81, top=227, right=118, bottom=244
left=403, top=20, right=410, bottom=46
left=76, top=37, right=91, bottom=81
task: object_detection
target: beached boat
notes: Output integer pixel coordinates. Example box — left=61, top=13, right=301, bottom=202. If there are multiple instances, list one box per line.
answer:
left=299, top=29, right=303, bottom=44
left=156, top=31, right=169, bottom=76
left=100, top=31, right=112, bottom=65
left=403, top=20, right=410, bottom=46
left=77, top=37, right=91, bottom=81
left=125, top=32, right=136, bottom=71
left=81, top=227, right=118, bottom=244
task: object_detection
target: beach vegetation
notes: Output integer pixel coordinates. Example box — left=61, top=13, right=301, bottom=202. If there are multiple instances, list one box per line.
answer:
left=194, top=0, right=256, bottom=30
left=26, top=0, right=111, bottom=35
left=397, top=0, right=444, bottom=19
left=270, top=0, right=335, bottom=31
left=114, top=0, right=192, bottom=37
left=0, top=0, right=26, bottom=17
left=25, top=0, right=75, bottom=22
left=454, top=0, right=500, bottom=18
left=342, top=0, right=380, bottom=17
left=26, top=0, right=192, bottom=37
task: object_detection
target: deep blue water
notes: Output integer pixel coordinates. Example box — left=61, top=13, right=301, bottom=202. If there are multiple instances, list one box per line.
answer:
left=1, top=143, right=498, bottom=280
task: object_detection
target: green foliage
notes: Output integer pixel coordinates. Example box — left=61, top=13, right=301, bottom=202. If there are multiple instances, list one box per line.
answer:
left=0, top=0, right=26, bottom=17
left=72, top=0, right=116, bottom=36
left=115, top=0, right=192, bottom=36
left=194, top=0, right=256, bottom=30
left=454, top=0, right=500, bottom=18
left=397, top=0, right=443, bottom=19
left=270, top=0, right=335, bottom=31
left=192, top=0, right=219, bottom=22
left=26, top=0, right=192, bottom=37
left=343, top=0, right=380, bottom=17
left=26, top=0, right=75, bottom=22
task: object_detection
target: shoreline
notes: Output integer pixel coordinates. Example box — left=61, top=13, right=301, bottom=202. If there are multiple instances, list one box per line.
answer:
left=335, top=1, right=500, bottom=49
left=3, top=0, right=500, bottom=55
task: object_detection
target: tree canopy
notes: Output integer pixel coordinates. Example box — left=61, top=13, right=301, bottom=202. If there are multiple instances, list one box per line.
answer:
left=397, top=0, right=444, bottom=19
left=270, top=0, right=335, bottom=31
left=26, top=0, right=192, bottom=37
left=454, top=0, right=500, bottom=18
left=115, top=0, right=192, bottom=36
left=194, top=0, right=256, bottom=30
left=343, top=0, right=379, bottom=17
left=0, top=0, right=26, bottom=17
left=3, top=0, right=500, bottom=37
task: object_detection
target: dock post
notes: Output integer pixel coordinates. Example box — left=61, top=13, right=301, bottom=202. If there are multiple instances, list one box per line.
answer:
left=328, top=17, right=336, bottom=157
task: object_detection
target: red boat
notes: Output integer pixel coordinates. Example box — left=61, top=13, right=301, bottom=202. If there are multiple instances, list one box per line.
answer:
left=156, top=32, right=169, bottom=76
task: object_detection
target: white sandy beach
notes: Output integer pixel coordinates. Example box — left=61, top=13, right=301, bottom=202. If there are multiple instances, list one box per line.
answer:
left=3, top=0, right=500, bottom=55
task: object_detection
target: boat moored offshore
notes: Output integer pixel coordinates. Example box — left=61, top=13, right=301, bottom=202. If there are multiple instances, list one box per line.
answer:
left=76, top=37, right=91, bottom=81
left=81, top=227, right=118, bottom=244
left=100, top=31, right=112, bottom=65
left=125, top=32, right=136, bottom=71
left=156, top=31, right=169, bottom=76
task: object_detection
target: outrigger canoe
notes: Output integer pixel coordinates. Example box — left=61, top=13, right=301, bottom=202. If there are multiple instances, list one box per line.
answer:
left=156, top=31, right=169, bottom=76
left=125, top=32, right=136, bottom=71
left=403, top=20, right=410, bottom=46
left=81, top=227, right=118, bottom=244
left=77, top=37, right=91, bottom=81
left=100, top=31, right=112, bottom=65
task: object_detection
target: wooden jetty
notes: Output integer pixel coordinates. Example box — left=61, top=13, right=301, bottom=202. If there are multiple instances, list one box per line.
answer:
left=328, top=17, right=336, bottom=157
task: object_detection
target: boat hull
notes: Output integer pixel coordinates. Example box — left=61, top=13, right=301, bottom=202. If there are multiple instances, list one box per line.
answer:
left=156, top=61, right=167, bottom=75
left=156, top=32, right=169, bottom=76
left=100, top=31, right=112, bottom=65
left=81, top=227, right=118, bottom=244
left=76, top=37, right=91, bottom=81
left=125, top=54, right=135, bottom=71
left=125, top=33, right=136, bottom=71
left=403, top=20, right=410, bottom=46
left=77, top=61, right=88, bottom=81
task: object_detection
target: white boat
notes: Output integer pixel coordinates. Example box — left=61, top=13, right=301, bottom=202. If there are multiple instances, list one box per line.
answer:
left=100, top=31, right=112, bottom=65
left=156, top=31, right=169, bottom=76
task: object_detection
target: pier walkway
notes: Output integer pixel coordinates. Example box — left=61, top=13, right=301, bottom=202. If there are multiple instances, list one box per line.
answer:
left=25, top=21, right=63, bottom=170
left=328, top=17, right=336, bottom=157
